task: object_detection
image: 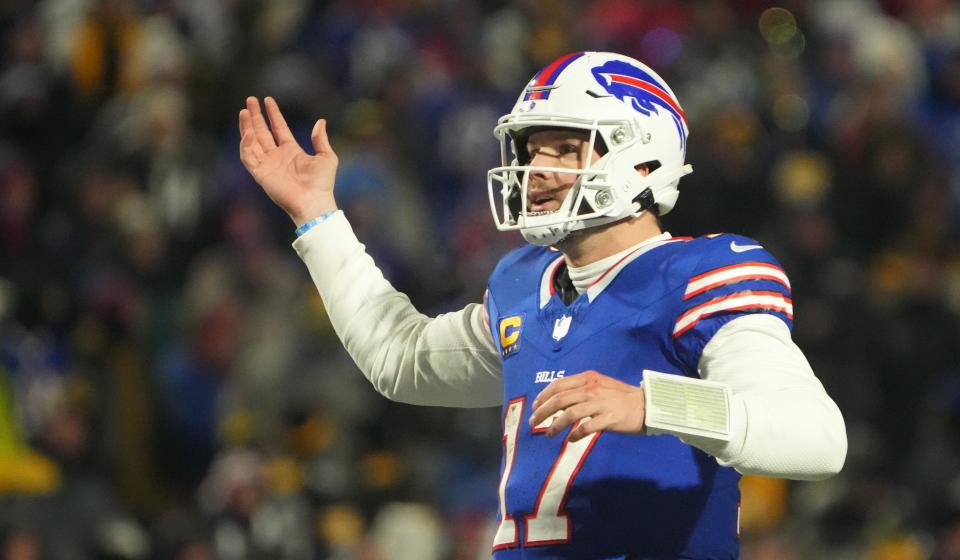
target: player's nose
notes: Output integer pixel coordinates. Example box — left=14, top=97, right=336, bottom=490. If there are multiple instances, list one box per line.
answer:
left=527, top=176, right=550, bottom=194
left=527, top=153, right=553, bottom=183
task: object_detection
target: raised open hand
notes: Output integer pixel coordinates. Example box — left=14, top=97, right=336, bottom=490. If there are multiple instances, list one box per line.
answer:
left=239, top=96, right=338, bottom=226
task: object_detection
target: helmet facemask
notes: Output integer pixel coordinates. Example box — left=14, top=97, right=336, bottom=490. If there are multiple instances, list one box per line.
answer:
left=487, top=116, right=690, bottom=246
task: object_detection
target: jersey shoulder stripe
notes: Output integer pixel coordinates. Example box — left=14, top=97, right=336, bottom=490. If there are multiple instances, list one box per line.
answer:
left=674, top=290, right=794, bottom=337
left=684, top=261, right=791, bottom=300
left=669, top=234, right=794, bottom=340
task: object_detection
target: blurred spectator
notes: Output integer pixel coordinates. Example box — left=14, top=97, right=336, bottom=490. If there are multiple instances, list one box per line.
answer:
left=68, top=0, right=147, bottom=103
left=0, top=527, right=43, bottom=560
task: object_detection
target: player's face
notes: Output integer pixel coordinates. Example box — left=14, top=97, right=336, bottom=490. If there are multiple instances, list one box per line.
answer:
left=525, top=130, right=602, bottom=214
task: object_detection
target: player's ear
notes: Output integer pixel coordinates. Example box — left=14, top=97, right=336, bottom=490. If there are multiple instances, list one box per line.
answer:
left=634, top=161, right=661, bottom=177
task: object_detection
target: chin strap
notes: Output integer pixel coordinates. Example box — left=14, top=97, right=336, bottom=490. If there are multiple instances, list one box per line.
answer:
left=632, top=187, right=656, bottom=212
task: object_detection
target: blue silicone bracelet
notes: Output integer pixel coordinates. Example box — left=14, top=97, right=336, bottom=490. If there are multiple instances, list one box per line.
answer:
left=295, top=210, right=338, bottom=237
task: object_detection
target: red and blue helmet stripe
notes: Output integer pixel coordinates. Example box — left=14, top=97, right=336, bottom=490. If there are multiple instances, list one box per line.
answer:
left=523, top=52, right=586, bottom=101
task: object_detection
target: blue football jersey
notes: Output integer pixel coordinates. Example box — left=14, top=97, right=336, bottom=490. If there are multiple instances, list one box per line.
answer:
left=483, top=234, right=793, bottom=559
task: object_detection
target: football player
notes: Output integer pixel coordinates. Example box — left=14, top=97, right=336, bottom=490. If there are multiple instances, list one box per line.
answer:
left=239, top=51, right=847, bottom=559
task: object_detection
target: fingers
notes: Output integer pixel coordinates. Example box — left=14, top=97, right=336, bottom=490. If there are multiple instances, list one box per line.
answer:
left=264, top=96, right=296, bottom=145
left=533, top=373, right=591, bottom=410
left=239, top=104, right=265, bottom=162
left=569, top=415, right=610, bottom=442
left=243, top=96, right=335, bottom=158
left=530, top=388, right=587, bottom=428
left=546, top=402, right=603, bottom=437
left=311, top=118, right=335, bottom=156
left=246, top=96, right=277, bottom=150
left=239, top=110, right=254, bottom=165
left=532, top=370, right=619, bottom=419
left=239, top=129, right=264, bottom=169
left=239, top=107, right=251, bottom=137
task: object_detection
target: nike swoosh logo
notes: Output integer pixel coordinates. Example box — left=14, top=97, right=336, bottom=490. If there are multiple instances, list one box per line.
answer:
left=730, top=241, right=763, bottom=253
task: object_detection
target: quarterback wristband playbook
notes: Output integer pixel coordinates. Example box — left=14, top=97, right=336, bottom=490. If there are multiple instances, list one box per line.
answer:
left=642, top=370, right=732, bottom=441
left=295, top=210, right=338, bottom=237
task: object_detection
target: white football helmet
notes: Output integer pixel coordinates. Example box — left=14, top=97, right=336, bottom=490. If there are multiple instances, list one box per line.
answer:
left=487, top=51, right=693, bottom=246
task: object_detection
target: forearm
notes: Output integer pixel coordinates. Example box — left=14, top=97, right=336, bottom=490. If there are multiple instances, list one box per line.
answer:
left=293, top=211, right=502, bottom=407
left=646, top=314, right=847, bottom=480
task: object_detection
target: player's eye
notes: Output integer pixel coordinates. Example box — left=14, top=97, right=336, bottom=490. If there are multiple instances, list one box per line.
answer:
left=524, top=142, right=581, bottom=165
left=557, top=143, right=582, bottom=164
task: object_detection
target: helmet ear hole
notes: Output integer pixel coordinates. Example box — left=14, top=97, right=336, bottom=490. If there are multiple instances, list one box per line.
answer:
left=635, top=161, right=662, bottom=175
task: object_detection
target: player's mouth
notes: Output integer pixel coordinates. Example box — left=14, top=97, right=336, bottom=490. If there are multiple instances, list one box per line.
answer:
left=528, top=192, right=562, bottom=214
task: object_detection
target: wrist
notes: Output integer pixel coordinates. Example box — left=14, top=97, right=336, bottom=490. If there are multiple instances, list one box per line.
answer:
left=289, top=196, right=338, bottom=228
left=634, top=386, right=647, bottom=434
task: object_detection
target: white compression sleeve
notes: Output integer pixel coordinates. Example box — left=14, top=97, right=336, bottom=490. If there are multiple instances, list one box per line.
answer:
left=293, top=211, right=502, bottom=408
left=645, top=314, right=847, bottom=480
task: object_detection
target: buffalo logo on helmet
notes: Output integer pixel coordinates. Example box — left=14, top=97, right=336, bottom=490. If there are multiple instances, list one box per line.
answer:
left=590, top=60, right=688, bottom=149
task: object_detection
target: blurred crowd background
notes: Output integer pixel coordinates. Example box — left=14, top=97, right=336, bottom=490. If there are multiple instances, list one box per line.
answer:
left=1, top=0, right=959, bottom=558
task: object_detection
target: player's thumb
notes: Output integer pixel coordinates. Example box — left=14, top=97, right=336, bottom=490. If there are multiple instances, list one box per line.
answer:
left=310, top=118, right=335, bottom=157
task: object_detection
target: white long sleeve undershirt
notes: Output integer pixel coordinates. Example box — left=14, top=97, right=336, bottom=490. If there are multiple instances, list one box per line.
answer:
left=293, top=211, right=847, bottom=480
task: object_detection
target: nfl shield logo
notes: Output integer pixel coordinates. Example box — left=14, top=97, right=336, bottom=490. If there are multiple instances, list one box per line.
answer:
left=552, top=315, right=572, bottom=341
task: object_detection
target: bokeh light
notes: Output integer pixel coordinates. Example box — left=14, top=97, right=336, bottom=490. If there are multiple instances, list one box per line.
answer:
left=759, top=7, right=806, bottom=59
left=772, top=93, right=811, bottom=132
left=641, top=27, right=683, bottom=68
left=758, top=7, right=797, bottom=45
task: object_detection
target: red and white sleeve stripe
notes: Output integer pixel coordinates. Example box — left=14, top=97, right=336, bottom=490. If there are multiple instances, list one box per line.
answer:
left=673, top=291, right=793, bottom=337
left=684, top=262, right=791, bottom=300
